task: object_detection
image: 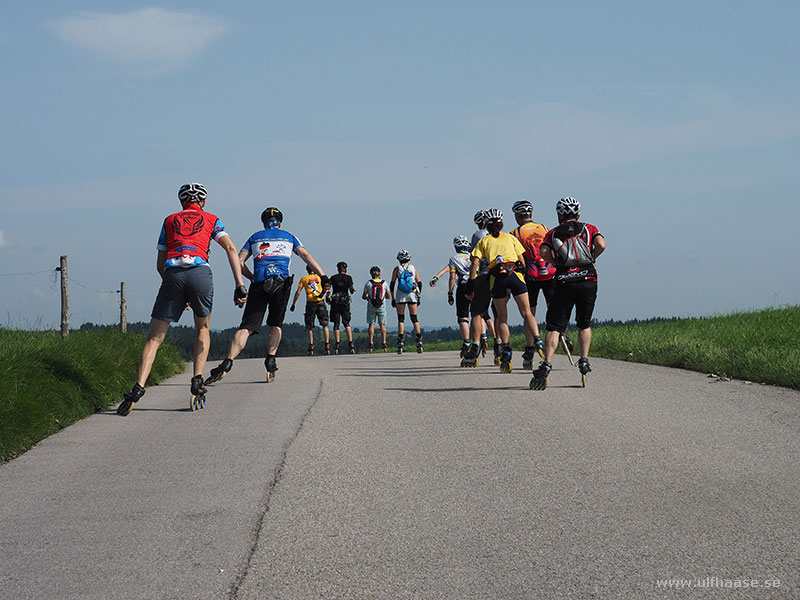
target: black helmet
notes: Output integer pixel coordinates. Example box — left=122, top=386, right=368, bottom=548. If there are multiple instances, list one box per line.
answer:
left=337, top=261, right=347, bottom=272
left=261, top=207, right=283, bottom=227
left=370, top=265, right=381, bottom=277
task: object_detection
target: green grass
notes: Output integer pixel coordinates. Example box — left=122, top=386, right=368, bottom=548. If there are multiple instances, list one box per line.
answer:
left=587, top=307, right=800, bottom=389
left=0, top=328, right=184, bottom=461
left=428, top=307, right=800, bottom=390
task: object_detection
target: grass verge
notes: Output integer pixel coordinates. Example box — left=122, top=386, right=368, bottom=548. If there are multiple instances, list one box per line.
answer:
left=0, top=328, right=184, bottom=462
left=428, top=306, right=800, bottom=390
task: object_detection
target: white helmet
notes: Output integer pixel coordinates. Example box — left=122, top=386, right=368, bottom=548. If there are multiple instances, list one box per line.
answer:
left=556, top=196, right=581, bottom=217
left=484, top=208, right=503, bottom=223
left=178, top=183, right=207, bottom=204
left=512, top=199, right=533, bottom=216
left=453, top=235, right=471, bottom=251
left=396, top=249, right=411, bottom=263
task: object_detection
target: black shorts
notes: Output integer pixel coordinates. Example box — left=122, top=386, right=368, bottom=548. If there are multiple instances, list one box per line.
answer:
left=490, top=271, right=527, bottom=299
left=469, top=274, right=492, bottom=317
left=304, top=301, right=329, bottom=329
left=239, top=277, right=292, bottom=333
left=526, top=277, right=555, bottom=312
left=545, top=280, right=598, bottom=333
left=455, top=284, right=470, bottom=320
left=330, top=302, right=352, bottom=328
left=151, top=266, right=213, bottom=323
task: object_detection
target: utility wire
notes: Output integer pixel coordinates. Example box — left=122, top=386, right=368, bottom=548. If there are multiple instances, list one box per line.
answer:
left=0, top=268, right=55, bottom=277
left=71, top=278, right=119, bottom=295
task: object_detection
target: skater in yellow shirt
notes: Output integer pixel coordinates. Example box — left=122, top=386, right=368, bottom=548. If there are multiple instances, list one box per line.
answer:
left=464, top=208, right=539, bottom=372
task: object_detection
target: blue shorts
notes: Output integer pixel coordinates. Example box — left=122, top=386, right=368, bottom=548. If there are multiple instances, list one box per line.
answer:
left=367, top=304, right=387, bottom=326
left=151, top=266, right=213, bottom=323
left=490, top=271, right=527, bottom=299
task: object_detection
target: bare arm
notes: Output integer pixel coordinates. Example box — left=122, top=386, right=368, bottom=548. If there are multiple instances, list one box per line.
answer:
left=295, top=247, right=325, bottom=277
left=290, top=284, right=303, bottom=310
left=238, top=249, right=253, bottom=281
left=592, top=235, right=606, bottom=259
left=218, top=235, right=245, bottom=288
left=156, top=250, right=167, bottom=278
left=429, top=265, right=448, bottom=287
left=540, top=244, right=555, bottom=265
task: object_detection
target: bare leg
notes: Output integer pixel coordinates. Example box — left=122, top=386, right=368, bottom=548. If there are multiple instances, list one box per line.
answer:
left=136, top=318, right=170, bottom=387
left=267, top=326, right=283, bottom=356
left=193, top=314, right=211, bottom=376
left=578, top=327, right=592, bottom=358
left=227, top=328, right=253, bottom=360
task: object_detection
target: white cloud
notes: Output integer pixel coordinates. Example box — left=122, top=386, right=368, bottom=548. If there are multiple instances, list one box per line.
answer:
left=47, top=8, right=229, bottom=72
left=0, top=230, right=10, bottom=250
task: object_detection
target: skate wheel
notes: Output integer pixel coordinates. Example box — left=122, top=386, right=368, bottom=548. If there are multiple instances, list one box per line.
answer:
left=581, top=374, right=587, bottom=388
left=266, top=372, right=275, bottom=383
left=200, top=394, right=206, bottom=409
left=529, top=378, right=548, bottom=390
left=190, top=395, right=198, bottom=411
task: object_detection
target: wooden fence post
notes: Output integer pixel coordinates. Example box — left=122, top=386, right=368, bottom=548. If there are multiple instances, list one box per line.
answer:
left=59, top=255, right=69, bottom=338
left=120, top=281, right=127, bottom=333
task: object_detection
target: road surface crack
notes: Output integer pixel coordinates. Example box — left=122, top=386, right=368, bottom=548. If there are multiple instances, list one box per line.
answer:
left=228, top=379, right=323, bottom=599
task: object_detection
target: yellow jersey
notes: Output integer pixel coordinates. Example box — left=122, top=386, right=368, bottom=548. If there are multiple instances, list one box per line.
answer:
left=471, top=232, right=525, bottom=271
left=298, top=273, right=325, bottom=302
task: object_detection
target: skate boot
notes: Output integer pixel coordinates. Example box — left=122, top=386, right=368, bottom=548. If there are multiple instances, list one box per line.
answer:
left=459, top=341, right=470, bottom=359
left=534, top=336, right=545, bottom=359
left=522, top=346, right=536, bottom=370
left=205, top=357, right=233, bottom=385
left=480, top=335, right=488, bottom=357
left=397, top=333, right=405, bottom=354
left=265, top=355, right=278, bottom=383
left=578, top=357, right=591, bottom=388
left=382, top=342, right=388, bottom=353
left=348, top=341, right=356, bottom=354
left=334, top=341, right=340, bottom=355
left=324, top=342, right=331, bottom=355
left=493, top=340, right=502, bottom=366
left=307, top=344, right=315, bottom=356
left=529, top=361, right=552, bottom=390
left=499, top=344, right=513, bottom=373
left=415, top=333, right=423, bottom=354
left=190, top=374, right=207, bottom=411
left=368, top=342, right=374, bottom=353
left=117, top=383, right=145, bottom=416
left=460, top=342, right=480, bottom=367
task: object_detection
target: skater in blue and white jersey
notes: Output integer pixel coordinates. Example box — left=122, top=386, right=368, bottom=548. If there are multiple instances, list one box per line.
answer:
left=429, top=235, right=473, bottom=356
left=206, top=207, right=329, bottom=383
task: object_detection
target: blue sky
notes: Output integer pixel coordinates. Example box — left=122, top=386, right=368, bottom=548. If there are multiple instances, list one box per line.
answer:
left=2, top=1, right=799, bottom=330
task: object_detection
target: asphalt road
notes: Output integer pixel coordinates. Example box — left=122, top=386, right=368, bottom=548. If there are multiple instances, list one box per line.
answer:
left=1, top=351, right=798, bottom=599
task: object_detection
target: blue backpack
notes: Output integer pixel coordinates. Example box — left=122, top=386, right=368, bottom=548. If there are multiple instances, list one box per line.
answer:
left=397, top=267, right=415, bottom=293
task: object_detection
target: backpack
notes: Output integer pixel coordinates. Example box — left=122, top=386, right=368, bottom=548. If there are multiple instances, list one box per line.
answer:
left=551, top=221, right=594, bottom=267
left=369, top=280, right=386, bottom=308
left=397, top=267, right=415, bottom=293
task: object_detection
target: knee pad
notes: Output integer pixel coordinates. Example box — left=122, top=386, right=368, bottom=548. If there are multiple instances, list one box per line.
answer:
left=410, top=314, right=419, bottom=324
left=397, top=314, right=405, bottom=324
